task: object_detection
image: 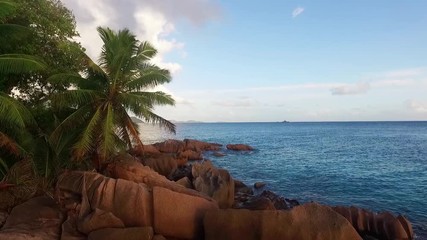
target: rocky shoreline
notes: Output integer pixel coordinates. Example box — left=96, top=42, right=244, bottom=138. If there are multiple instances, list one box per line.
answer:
left=0, top=139, right=414, bottom=240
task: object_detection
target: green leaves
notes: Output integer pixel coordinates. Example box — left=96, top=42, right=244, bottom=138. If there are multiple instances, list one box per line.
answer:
left=0, top=54, right=46, bottom=74
left=48, top=27, right=176, bottom=169
left=0, top=0, right=16, bottom=18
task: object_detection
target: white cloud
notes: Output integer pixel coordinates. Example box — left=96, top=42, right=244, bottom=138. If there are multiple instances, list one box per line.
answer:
left=61, top=0, right=221, bottom=75
left=292, top=7, right=305, bottom=18
left=406, top=100, right=427, bottom=113
left=153, top=85, right=193, bottom=106
left=330, top=82, right=370, bottom=95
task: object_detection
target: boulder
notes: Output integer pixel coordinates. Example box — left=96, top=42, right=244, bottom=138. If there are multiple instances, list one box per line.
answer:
left=153, top=235, right=167, bottom=240
left=130, top=144, right=161, bottom=156
left=226, top=144, right=254, bottom=151
left=204, top=203, right=362, bottom=240
left=61, top=214, right=87, bottom=240
left=254, top=182, right=266, bottom=189
left=57, top=171, right=153, bottom=227
left=0, top=196, right=63, bottom=240
left=154, top=139, right=185, bottom=153
left=142, top=154, right=178, bottom=178
left=234, top=179, right=247, bottom=189
left=259, top=190, right=299, bottom=210
left=192, top=161, right=235, bottom=208
left=237, top=196, right=276, bottom=210
left=178, top=149, right=203, bottom=161
left=105, top=157, right=213, bottom=201
left=170, top=165, right=192, bottom=181
left=153, top=187, right=218, bottom=240
left=332, top=206, right=414, bottom=240
left=77, top=208, right=125, bottom=234
left=176, top=177, right=193, bottom=189
left=184, top=139, right=222, bottom=151
left=212, top=152, right=226, bottom=157
left=88, top=227, right=154, bottom=240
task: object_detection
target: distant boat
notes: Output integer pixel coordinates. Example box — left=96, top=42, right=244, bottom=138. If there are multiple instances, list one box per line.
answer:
left=282, top=120, right=290, bottom=123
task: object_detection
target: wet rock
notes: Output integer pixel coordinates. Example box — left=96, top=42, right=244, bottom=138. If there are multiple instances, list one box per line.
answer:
left=259, top=190, right=289, bottom=210
left=254, top=182, right=266, bottom=189
left=237, top=196, right=276, bottom=210
left=332, top=206, right=414, bottom=240
left=226, top=144, right=254, bottom=151
left=192, top=160, right=235, bottom=208
left=204, top=203, right=362, bottom=240
left=234, top=179, right=247, bottom=189
left=212, top=151, right=226, bottom=157
left=234, top=180, right=253, bottom=196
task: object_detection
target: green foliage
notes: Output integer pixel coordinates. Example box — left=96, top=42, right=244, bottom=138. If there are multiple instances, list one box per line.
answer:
left=50, top=27, right=175, bottom=169
left=0, top=0, right=84, bottom=105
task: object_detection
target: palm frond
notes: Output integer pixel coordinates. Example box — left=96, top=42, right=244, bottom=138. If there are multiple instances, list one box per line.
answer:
left=137, top=41, right=157, bottom=59
left=49, top=104, right=92, bottom=144
left=50, top=89, right=101, bottom=109
left=137, top=110, right=176, bottom=134
left=0, top=92, right=36, bottom=128
left=125, top=67, right=171, bottom=90
left=47, top=73, right=86, bottom=85
left=0, top=54, right=46, bottom=74
left=0, top=0, right=16, bottom=18
left=0, top=24, right=30, bottom=40
left=98, top=103, right=117, bottom=159
left=121, top=91, right=175, bottom=109
left=73, top=106, right=103, bottom=160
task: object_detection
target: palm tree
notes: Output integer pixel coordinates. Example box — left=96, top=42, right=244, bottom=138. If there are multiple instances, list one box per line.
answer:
left=49, top=27, right=175, bottom=170
left=0, top=0, right=47, bottom=177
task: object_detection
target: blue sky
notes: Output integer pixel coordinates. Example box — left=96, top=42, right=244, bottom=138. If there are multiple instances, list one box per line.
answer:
left=63, top=0, right=427, bottom=122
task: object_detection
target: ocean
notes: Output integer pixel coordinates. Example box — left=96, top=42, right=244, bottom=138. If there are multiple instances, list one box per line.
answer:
left=138, top=121, right=427, bottom=238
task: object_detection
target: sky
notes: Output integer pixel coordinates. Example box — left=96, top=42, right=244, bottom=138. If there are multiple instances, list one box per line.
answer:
left=61, top=0, right=427, bottom=122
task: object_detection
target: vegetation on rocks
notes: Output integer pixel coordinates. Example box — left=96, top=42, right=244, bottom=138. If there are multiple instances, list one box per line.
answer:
left=0, top=0, right=174, bottom=185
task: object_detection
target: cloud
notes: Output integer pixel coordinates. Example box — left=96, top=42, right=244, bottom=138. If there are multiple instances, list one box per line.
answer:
left=292, top=7, right=305, bottom=18
left=153, top=85, right=193, bottom=106
left=61, top=0, right=221, bottom=75
left=330, top=82, right=370, bottom=95
left=406, top=100, right=427, bottom=113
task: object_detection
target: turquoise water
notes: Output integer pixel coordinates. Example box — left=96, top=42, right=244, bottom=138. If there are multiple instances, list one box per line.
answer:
left=139, top=121, right=427, bottom=238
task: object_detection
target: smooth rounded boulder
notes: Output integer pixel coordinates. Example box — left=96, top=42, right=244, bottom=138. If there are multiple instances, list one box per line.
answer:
left=332, top=206, right=414, bottom=240
left=153, top=186, right=218, bottom=239
left=204, top=203, right=362, bottom=240
left=192, top=160, right=235, bottom=208
left=0, top=196, right=63, bottom=240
